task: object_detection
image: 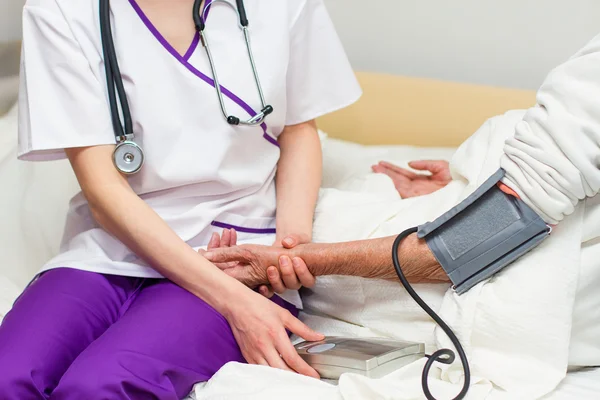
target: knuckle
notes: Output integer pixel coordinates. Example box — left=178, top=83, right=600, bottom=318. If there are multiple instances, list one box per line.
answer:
left=267, top=326, right=279, bottom=340
left=280, top=309, right=293, bottom=321
left=255, top=338, right=267, bottom=352
left=303, top=278, right=316, bottom=288
left=285, top=354, right=302, bottom=368
left=240, top=247, right=254, bottom=261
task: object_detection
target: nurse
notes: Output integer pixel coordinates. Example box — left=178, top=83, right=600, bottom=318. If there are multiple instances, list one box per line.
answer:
left=0, top=0, right=361, bottom=398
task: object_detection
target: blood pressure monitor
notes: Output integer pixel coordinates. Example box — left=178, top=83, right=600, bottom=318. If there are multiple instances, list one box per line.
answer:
left=295, top=337, right=425, bottom=380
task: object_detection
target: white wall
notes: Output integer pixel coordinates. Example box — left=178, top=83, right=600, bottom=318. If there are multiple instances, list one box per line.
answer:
left=0, top=0, right=25, bottom=42
left=324, top=0, right=600, bottom=89
left=2, top=0, right=599, bottom=89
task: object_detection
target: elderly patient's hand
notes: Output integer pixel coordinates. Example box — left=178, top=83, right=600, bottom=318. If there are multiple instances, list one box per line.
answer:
left=198, top=228, right=239, bottom=269
left=204, top=245, right=316, bottom=291
left=372, top=160, right=451, bottom=198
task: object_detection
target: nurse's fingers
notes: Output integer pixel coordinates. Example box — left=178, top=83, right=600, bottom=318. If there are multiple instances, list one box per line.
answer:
left=221, top=229, right=232, bottom=247
left=277, top=340, right=319, bottom=379
left=267, top=266, right=288, bottom=294
left=281, top=233, right=310, bottom=249
left=292, top=257, right=316, bottom=288
left=202, top=231, right=238, bottom=268
left=264, top=345, right=294, bottom=372
left=230, top=229, right=237, bottom=246
left=259, top=285, right=275, bottom=299
left=279, top=256, right=301, bottom=290
left=284, top=312, right=324, bottom=343
left=254, top=358, right=269, bottom=367
left=279, top=318, right=322, bottom=378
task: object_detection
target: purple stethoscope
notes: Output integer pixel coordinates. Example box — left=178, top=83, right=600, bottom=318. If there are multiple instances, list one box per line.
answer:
left=99, top=0, right=273, bottom=174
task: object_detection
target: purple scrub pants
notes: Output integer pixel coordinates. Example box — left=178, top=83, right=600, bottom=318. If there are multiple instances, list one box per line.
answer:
left=0, top=268, right=297, bottom=399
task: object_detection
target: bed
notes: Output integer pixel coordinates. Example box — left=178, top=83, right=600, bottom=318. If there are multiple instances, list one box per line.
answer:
left=0, top=40, right=598, bottom=399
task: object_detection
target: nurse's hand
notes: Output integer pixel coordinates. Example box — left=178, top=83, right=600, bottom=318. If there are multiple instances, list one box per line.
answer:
left=259, top=255, right=315, bottom=299
left=371, top=160, right=452, bottom=198
left=256, top=233, right=315, bottom=297
left=226, top=290, right=323, bottom=378
left=275, top=233, right=311, bottom=249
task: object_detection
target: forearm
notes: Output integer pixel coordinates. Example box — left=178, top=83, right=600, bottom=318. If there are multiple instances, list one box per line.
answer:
left=275, top=120, right=322, bottom=241
left=86, top=181, right=244, bottom=314
left=291, top=234, right=447, bottom=283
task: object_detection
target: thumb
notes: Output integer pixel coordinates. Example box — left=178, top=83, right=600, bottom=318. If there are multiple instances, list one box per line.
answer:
left=285, top=314, right=324, bottom=342
left=259, top=285, right=275, bottom=298
left=281, top=233, right=310, bottom=249
left=281, top=236, right=297, bottom=249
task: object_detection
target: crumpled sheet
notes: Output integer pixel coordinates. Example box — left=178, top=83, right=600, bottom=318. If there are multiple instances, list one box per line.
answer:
left=189, top=110, right=593, bottom=400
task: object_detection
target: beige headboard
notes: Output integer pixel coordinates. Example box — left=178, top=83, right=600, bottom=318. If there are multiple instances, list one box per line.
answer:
left=317, top=72, right=537, bottom=148
left=1, top=40, right=536, bottom=146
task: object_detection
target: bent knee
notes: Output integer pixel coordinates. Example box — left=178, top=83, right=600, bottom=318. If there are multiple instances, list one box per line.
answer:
left=50, top=351, right=190, bottom=400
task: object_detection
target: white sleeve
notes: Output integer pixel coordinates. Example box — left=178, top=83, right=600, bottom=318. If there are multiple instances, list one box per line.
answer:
left=500, top=33, right=600, bottom=224
left=18, top=0, right=115, bottom=161
left=284, top=0, right=362, bottom=126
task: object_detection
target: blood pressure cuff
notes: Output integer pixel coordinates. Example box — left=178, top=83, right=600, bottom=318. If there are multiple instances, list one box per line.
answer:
left=417, top=169, right=551, bottom=295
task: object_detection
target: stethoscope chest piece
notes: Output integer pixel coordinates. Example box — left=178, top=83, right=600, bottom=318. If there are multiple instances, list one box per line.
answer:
left=113, top=140, right=144, bottom=175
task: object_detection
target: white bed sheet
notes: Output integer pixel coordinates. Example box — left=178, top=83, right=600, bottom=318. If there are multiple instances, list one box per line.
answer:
left=321, top=136, right=457, bottom=189
left=189, top=136, right=600, bottom=400
left=1, top=116, right=598, bottom=398
left=545, top=368, right=600, bottom=399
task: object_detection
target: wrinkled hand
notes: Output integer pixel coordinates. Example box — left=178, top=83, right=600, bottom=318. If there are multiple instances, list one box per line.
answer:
left=225, top=289, right=323, bottom=378
left=205, top=244, right=283, bottom=288
left=372, top=160, right=452, bottom=198
left=205, top=244, right=316, bottom=292
left=198, top=229, right=239, bottom=270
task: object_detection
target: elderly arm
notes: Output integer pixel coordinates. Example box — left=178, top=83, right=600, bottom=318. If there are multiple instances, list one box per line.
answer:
left=290, top=235, right=446, bottom=283
left=204, top=233, right=448, bottom=287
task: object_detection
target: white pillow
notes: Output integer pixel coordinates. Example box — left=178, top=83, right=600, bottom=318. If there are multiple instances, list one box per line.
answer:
left=0, top=75, right=19, bottom=117
left=0, top=104, right=79, bottom=292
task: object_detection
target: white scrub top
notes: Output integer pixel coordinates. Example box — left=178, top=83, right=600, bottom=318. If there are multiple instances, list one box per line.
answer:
left=17, top=0, right=361, bottom=308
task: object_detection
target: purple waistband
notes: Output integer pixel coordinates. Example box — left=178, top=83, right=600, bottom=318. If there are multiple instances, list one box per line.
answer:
left=211, top=221, right=276, bottom=235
